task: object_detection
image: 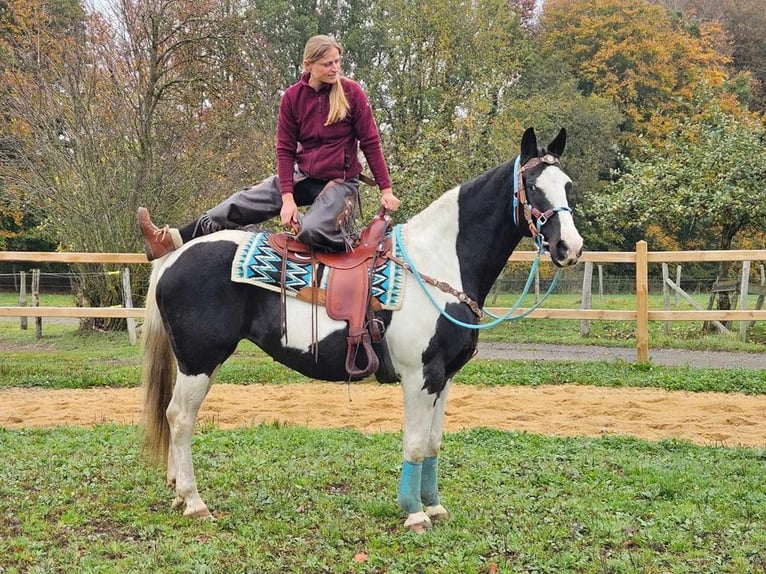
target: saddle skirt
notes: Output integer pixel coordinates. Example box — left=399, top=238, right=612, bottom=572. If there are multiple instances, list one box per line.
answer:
left=231, top=230, right=405, bottom=311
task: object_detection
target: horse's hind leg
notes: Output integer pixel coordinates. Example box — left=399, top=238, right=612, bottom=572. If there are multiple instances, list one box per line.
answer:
left=166, top=371, right=213, bottom=519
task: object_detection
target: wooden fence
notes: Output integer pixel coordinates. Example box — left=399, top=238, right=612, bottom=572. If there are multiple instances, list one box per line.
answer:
left=2, top=241, right=766, bottom=362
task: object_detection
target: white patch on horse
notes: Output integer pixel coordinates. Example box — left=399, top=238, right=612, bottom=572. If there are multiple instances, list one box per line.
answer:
left=166, top=371, right=213, bottom=518
left=385, top=186, right=463, bottom=369
left=280, top=298, right=347, bottom=351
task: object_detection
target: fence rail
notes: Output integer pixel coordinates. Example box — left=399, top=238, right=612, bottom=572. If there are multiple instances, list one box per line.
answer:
left=3, top=241, right=766, bottom=361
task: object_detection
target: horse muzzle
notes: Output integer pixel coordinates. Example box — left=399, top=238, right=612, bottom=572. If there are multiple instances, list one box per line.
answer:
left=546, top=237, right=584, bottom=267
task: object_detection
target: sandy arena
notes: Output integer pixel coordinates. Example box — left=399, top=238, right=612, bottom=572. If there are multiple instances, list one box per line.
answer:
left=2, top=382, right=766, bottom=448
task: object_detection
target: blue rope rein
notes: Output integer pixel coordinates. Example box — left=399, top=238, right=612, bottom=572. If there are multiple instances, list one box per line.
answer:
left=393, top=225, right=562, bottom=330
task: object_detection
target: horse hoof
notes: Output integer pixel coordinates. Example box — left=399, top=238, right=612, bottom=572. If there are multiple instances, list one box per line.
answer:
left=426, top=504, right=449, bottom=522
left=184, top=506, right=213, bottom=520
left=404, top=511, right=432, bottom=534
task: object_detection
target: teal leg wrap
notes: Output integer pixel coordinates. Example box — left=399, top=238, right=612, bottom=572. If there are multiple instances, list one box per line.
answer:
left=397, top=461, right=423, bottom=514
left=421, top=456, right=440, bottom=507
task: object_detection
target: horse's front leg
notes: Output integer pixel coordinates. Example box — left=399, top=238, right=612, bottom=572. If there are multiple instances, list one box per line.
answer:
left=422, top=380, right=450, bottom=523
left=166, top=372, right=213, bottom=519
left=399, top=377, right=448, bottom=532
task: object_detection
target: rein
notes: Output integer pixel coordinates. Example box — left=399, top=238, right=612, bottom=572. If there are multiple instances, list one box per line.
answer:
left=393, top=225, right=562, bottom=329
left=385, top=246, right=485, bottom=318
left=391, top=154, right=572, bottom=330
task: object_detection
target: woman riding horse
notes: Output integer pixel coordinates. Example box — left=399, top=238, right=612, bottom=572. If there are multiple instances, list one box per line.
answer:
left=142, top=127, right=583, bottom=532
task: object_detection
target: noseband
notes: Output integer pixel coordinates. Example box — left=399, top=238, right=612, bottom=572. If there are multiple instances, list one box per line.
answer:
left=512, top=154, right=572, bottom=251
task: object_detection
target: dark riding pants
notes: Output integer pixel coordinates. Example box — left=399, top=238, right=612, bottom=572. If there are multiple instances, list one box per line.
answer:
left=191, top=171, right=359, bottom=252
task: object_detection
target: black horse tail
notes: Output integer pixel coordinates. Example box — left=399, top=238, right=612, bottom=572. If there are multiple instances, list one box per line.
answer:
left=141, top=260, right=175, bottom=463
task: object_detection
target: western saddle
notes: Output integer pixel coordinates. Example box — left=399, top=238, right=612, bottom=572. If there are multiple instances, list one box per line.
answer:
left=267, top=208, right=393, bottom=380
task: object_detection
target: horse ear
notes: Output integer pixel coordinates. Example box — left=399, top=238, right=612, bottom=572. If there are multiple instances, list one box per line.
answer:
left=520, top=127, right=538, bottom=163
left=547, top=128, right=567, bottom=157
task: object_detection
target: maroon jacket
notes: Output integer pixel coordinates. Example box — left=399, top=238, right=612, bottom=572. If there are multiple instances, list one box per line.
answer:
left=276, top=73, right=392, bottom=195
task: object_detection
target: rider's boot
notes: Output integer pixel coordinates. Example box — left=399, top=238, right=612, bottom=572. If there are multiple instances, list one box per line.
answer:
left=137, top=207, right=183, bottom=261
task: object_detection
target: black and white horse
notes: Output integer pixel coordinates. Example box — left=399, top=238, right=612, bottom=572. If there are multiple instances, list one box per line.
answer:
left=142, top=127, right=583, bottom=532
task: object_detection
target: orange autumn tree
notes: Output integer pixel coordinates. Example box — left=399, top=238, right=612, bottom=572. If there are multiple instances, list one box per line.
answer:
left=538, top=0, right=734, bottom=154
left=649, top=0, right=766, bottom=111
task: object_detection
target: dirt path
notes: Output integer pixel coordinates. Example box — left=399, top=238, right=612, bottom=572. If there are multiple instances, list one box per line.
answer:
left=477, top=342, right=766, bottom=369
left=3, top=382, right=766, bottom=448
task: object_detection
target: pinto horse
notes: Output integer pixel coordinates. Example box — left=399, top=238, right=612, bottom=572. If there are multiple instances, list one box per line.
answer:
left=142, top=127, right=584, bottom=532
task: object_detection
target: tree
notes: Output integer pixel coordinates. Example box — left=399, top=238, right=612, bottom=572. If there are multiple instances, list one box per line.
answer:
left=337, top=0, right=539, bottom=217
left=593, top=93, right=766, bottom=311
left=496, top=53, right=623, bottom=242
left=649, top=0, right=766, bottom=112
left=538, top=0, right=736, bottom=154
left=0, top=0, right=279, bottom=323
left=0, top=0, right=83, bottom=251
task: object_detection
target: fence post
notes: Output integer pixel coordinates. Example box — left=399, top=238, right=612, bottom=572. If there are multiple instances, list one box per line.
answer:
left=635, top=241, right=649, bottom=362
left=19, top=271, right=28, bottom=330
left=661, top=263, right=670, bottom=335
left=580, top=261, right=593, bottom=336
left=739, top=261, right=751, bottom=341
left=755, top=265, right=766, bottom=327
left=121, top=267, right=137, bottom=345
left=32, top=269, right=42, bottom=339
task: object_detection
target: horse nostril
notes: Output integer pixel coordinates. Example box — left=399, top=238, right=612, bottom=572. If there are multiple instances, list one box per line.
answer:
left=553, top=240, right=583, bottom=266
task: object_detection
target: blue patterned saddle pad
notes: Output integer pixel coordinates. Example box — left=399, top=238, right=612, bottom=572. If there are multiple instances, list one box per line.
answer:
left=231, top=231, right=405, bottom=311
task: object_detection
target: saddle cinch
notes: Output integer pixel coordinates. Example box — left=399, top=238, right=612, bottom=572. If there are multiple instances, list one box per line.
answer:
left=267, top=208, right=398, bottom=382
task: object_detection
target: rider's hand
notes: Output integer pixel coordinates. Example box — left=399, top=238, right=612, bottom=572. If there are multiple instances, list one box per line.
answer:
left=380, top=188, right=400, bottom=212
left=280, top=193, right=300, bottom=231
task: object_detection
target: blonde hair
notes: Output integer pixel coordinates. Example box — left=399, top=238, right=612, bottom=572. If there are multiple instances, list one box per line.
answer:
left=303, top=35, right=349, bottom=126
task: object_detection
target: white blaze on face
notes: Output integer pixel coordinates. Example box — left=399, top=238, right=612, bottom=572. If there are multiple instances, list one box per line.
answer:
left=535, top=166, right=583, bottom=259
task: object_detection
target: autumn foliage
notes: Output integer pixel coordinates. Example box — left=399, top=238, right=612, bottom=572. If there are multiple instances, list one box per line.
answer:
left=539, top=0, right=734, bottom=151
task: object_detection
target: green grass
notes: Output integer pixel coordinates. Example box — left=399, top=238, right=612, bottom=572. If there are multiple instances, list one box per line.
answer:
left=1, top=318, right=763, bottom=394
left=1, top=424, right=765, bottom=573
left=456, top=360, right=766, bottom=395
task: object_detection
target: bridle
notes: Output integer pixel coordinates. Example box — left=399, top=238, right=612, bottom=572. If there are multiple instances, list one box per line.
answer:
left=513, top=153, right=572, bottom=252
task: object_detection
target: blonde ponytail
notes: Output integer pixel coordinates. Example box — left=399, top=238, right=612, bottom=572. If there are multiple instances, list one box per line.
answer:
left=326, top=78, right=349, bottom=125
